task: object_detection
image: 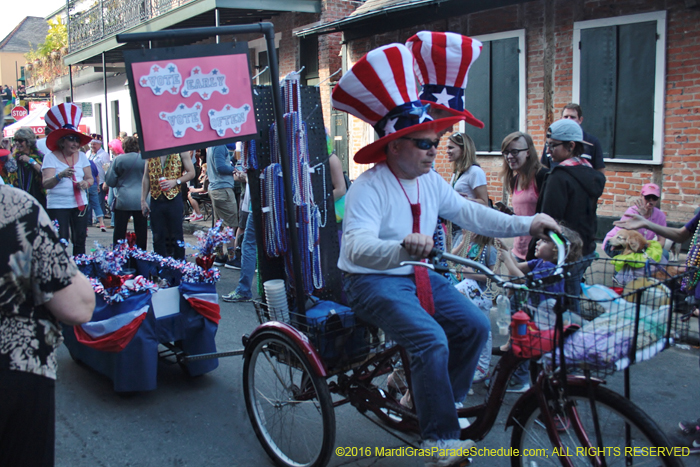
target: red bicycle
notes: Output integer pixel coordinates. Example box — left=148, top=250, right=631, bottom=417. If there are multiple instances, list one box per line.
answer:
left=242, top=232, right=687, bottom=467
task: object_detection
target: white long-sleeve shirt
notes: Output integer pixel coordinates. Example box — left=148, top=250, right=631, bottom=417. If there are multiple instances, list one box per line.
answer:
left=339, top=163, right=533, bottom=275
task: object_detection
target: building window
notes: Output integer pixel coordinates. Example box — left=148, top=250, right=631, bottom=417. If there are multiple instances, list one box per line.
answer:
left=463, top=30, right=526, bottom=153
left=573, top=11, right=666, bottom=164
left=248, top=33, right=281, bottom=85
left=257, top=50, right=277, bottom=85
left=300, top=36, right=319, bottom=86
left=110, top=100, right=120, bottom=139
left=94, top=103, right=103, bottom=136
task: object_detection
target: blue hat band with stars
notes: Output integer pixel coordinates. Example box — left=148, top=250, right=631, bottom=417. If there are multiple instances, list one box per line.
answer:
left=420, top=84, right=465, bottom=112
left=374, top=101, right=433, bottom=138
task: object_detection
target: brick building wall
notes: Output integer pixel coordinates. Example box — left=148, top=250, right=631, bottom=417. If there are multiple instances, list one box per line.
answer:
left=341, top=0, right=700, bottom=223
left=250, top=1, right=360, bottom=166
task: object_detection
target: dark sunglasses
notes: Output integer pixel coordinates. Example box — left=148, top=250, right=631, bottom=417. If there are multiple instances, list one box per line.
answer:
left=401, top=137, right=440, bottom=150
left=13, top=139, right=26, bottom=144
left=644, top=195, right=659, bottom=202
left=449, top=133, right=464, bottom=145
left=63, top=135, right=82, bottom=143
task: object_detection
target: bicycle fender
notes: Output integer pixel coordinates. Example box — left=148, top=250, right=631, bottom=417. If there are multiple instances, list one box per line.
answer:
left=504, top=376, right=604, bottom=429
left=245, top=321, right=328, bottom=378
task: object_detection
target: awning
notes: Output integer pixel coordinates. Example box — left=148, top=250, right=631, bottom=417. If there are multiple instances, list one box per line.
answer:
left=295, top=0, right=530, bottom=40
left=3, top=107, right=49, bottom=137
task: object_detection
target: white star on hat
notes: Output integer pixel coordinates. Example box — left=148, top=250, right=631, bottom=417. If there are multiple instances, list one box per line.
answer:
left=432, top=88, right=455, bottom=107
left=383, top=117, right=398, bottom=134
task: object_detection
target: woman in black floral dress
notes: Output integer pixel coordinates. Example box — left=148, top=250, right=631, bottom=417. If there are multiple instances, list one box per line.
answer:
left=0, top=185, right=94, bottom=466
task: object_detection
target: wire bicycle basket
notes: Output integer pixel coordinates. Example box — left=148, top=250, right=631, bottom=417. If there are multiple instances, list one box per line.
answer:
left=507, top=257, right=694, bottom=379
left=253, top=298, right=387, bottom=373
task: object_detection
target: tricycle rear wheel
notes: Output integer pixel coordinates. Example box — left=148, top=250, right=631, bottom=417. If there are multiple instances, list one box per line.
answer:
left=243, top=330, right=335, bottom=467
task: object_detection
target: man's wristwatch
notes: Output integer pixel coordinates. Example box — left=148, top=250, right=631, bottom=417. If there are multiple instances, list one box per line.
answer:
left=176, top=179, right=181, bottom=186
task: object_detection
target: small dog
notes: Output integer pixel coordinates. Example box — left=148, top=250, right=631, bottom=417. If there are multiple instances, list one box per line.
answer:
left=610, top=229, right=686, bottom=279
left=608, top=229, right=649, bottom=256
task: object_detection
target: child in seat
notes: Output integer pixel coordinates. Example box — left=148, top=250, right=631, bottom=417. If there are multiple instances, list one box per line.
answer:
left=497, top=225, right=583, bottom=392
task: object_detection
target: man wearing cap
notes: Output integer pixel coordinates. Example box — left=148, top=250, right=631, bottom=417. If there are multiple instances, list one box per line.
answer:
left=535, top=118, right=605, bottom=300
left=541, top=103, right=606, bottom=174
left=602, top=183, right=667, bottom=257
left=332, top=42, right=560, bottom=466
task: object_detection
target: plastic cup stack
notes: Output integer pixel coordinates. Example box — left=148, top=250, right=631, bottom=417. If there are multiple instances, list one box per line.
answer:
left=263, top=279, right=289, bottom=322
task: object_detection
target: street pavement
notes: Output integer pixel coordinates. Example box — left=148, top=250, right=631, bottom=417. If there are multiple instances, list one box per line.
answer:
left=54, top=223, right=700, bottom=466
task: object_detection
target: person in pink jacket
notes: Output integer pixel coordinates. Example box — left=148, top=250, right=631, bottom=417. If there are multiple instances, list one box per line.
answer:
left=603, top=183, right=667, bottom=257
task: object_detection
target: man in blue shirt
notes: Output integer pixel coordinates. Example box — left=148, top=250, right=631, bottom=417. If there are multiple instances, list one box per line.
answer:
left=206, top=145, right=239, bottom=268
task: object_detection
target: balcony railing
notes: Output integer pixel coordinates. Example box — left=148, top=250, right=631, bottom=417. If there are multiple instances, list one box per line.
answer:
left=68, top=0, right=197, bottom=53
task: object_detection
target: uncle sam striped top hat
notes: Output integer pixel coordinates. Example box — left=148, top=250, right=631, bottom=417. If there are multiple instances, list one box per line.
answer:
left=331, top=43, right=465, bottom=164
left=405, top=31, right=484, bottom=129
left=45, top=103, right=92, bottom=151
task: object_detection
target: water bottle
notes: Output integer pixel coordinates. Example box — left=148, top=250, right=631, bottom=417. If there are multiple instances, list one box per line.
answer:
left=496, top=295, right=511, bottom=336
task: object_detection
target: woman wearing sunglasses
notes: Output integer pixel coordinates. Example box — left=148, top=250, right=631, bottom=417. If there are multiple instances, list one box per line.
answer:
left=446, top=132, right=489, bottom=247
left=11, top=128, right=46, bottom=209
left=602, top=183, right=667, bottom=257
left=41, top=103, right=94, bottom=256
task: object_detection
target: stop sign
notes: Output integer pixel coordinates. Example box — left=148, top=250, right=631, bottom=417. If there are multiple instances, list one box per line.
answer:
left=11, top=106, right=28, bottom=120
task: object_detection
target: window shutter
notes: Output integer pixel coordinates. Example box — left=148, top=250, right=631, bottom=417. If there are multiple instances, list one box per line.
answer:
left=580, top=25, right=617, bottom=159
left=490, top=38, right=520, bottom=152
left=580, top=21, right=656, bottom=160
left=614, top=21, right=656, bottom=160
left=465, top=41, right=490, bottom=152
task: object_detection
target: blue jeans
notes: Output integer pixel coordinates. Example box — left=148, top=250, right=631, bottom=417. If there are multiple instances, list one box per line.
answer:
left=107, top=188, right=115, bottom=226
left=87, top=184, right=103, bottom=224
left=234, top=213, right=256, bottom=298
left=344, top=271, right=489, bottom=441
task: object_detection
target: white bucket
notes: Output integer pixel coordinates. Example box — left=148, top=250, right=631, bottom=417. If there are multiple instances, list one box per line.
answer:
left=263, top=279, right=289, bottom=322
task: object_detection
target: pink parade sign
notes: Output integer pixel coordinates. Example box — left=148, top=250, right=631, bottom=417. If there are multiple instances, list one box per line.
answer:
left=124, top=42, right=257, bottom=158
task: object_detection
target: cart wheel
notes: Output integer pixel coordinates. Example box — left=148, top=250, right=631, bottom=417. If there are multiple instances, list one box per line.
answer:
left=243, top=330, right=335, bottom=467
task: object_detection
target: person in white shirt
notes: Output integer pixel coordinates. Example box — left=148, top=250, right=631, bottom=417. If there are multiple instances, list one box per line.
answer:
left=332, top=41, right=559, bottom=467
left=40, top=103, right=94, bottom=256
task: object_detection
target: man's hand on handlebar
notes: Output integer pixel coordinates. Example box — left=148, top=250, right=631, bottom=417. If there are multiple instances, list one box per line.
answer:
left=402, top=233, right=434, bottom=259
left=529, top=213, right=561, bottom=240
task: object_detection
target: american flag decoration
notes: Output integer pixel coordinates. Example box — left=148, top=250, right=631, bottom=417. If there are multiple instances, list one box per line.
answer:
left=44, top=102, right=92, bottom=150
left=331, top=43, right=464, bottom=164
left=45, top=102, right=82, bottom=131
left=406, top=31, right=485, bottom=129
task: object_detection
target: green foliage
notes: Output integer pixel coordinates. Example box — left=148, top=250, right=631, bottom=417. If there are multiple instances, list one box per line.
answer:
left=24, top=17, right=67, bottom=62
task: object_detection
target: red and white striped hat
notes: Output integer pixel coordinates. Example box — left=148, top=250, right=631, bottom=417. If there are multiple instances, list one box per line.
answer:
left=331, top=43, right=464, bottom=164
left=45, top=103, right=92, bottom=151
left=406, top=31, right=484, bottom=129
